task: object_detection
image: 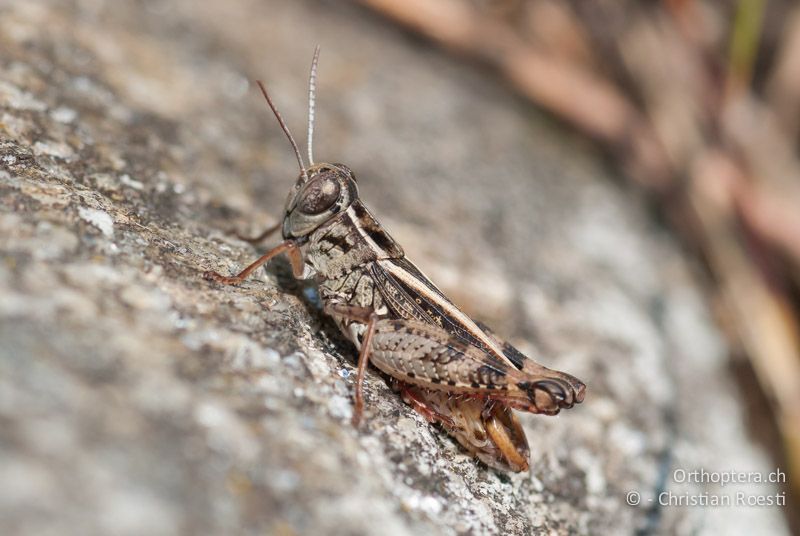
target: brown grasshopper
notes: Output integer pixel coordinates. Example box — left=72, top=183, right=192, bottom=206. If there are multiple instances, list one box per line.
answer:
left=203, top=48, right=585, bottom=471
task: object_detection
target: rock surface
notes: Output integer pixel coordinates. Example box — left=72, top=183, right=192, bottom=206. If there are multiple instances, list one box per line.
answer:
left=0, top=1, right=790, bottom=534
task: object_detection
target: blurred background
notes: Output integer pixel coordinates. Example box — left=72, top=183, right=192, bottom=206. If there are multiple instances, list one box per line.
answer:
left=1, top=0, right=799, bottom=534
left=361, top=0, right=800, bottom=522
left=377, top=0, right=800, bottom=529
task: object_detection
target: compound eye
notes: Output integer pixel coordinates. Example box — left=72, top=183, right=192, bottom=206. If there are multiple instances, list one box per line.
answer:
left=299, top=176, right=341, bottom=214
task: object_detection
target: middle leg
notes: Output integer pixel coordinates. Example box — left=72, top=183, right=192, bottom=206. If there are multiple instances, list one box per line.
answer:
left=323, top=303, right=383, bottom=426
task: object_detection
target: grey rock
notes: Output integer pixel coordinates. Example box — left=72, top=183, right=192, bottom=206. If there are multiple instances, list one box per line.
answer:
left=0, top=1, right=788, bottom=535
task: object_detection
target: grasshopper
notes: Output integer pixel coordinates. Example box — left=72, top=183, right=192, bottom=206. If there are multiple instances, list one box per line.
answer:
left=203, top=48, right=585, bottom=471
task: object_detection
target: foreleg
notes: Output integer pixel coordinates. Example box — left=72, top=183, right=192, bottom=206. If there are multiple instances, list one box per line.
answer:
left=203, top=239, right=305, bottom=284
left=235, top=221, right=281, bottom=244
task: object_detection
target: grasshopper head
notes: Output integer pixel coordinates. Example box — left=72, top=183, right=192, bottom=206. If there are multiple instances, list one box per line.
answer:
left=254, top=50, right=359, bottom=240
left=282, top=163, right=358, bottom=239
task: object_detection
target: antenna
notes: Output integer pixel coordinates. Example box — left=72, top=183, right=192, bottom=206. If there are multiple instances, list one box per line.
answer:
left=307, top=45, right=321, bottom=166
left=255, top=80, right=308, bottom=181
